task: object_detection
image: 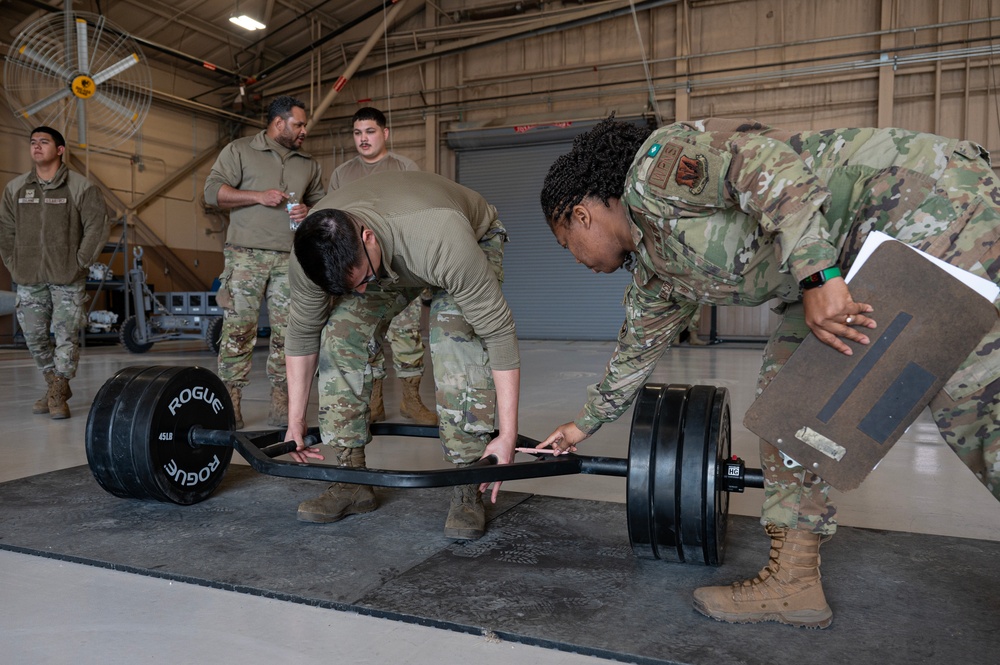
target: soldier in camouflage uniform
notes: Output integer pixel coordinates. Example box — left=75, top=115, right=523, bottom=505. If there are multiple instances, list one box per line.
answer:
left=0, top=126, right=109, bottom=419
left=537, top=116, right=1000, bottom=629
left=283, top=170, right=521, bottom=540
left=204, top=96, right=325, bottom=429
left=328, top=107, right=436, bottom=426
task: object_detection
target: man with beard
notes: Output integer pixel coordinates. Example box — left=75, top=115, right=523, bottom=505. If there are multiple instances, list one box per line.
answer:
left=204, top=95, right=325, bottom=428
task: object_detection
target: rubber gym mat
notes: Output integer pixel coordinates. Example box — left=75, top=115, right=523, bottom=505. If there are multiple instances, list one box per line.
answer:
left=1, top=465, right=997, bottom=665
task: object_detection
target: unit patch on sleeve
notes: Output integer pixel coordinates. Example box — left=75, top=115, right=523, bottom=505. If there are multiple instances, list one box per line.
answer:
left=675, top=154, right=709, bottom=195
left=645, top=141, right=728, bottom=207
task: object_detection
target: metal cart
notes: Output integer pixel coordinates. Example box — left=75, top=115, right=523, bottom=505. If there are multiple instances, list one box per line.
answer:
left=119, top=246, right=222, bottom=353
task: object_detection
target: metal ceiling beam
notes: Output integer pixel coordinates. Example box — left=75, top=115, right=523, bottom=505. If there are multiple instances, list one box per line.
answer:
left=354, top=0, right=677, bottom=77
left=306, top=0, right=411, bottom=131
left=128, top=139, right=231, bottom=216
left=68, top=154, right=207, bottom=291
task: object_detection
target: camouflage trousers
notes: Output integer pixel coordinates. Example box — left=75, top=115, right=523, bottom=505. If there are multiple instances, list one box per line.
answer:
left=216, top=245, right=290, bottom=390
left=760, top=147, right=1000, bottom=535
left=16, top=280, right=86, bottom=379
left=370, top=296, right=426, bottom=380
left=316, top=229, right=506, bottom=463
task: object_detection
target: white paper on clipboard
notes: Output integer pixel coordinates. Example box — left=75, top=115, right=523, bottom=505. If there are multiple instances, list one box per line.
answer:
left=844, top=231, right=1000, bottom=302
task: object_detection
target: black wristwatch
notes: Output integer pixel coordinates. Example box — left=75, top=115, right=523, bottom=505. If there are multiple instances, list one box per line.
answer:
left=800, top=266, right=842, bottom=290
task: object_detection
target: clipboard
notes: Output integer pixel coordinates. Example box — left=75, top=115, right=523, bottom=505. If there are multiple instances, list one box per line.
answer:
left=743, top=240, right=998, bottom=491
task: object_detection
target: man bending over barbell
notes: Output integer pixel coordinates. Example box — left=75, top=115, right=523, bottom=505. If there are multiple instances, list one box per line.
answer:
left=281, top=170, right=520, bottom=541
left=537, top=116, right=1000, bottom=629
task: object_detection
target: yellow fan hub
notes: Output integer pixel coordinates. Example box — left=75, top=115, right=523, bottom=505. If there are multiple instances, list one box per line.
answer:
left=71, top=74, right=96, bottom=99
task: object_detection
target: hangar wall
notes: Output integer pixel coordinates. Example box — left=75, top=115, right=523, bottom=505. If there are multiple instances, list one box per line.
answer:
left=1, top=0, right=997, bottom=342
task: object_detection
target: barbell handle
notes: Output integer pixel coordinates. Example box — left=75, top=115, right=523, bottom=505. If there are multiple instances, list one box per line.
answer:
left=258, top=434, right=320, bottom=458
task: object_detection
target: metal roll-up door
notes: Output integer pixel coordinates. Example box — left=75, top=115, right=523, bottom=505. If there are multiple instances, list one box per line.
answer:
left=455, top=139, right=632, bottom=340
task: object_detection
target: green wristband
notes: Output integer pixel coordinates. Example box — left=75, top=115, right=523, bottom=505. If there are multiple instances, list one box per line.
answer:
left=800, top=266, right=842, bottom=290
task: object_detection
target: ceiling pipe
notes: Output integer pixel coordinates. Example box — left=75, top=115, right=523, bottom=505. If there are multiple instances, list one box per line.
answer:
left=305, top=0, right=410, bottom=132
left=355, top=0, right=678, bottom=78
left=246, top=0, right=392, bottom=87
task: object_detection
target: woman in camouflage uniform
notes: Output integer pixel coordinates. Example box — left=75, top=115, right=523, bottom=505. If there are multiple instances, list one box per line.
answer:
left=537, top=116, right=1000, bottom=629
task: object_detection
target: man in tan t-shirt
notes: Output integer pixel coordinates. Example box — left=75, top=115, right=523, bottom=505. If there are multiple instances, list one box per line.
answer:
left=327, top=107, right=436, bottom=427
left=284, top=171, right=520, bottom=541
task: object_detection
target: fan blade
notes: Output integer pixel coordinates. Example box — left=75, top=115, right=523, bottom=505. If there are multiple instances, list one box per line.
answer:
left=76, top=98, right=88, bottom=148
left=21, top=87, right=73, bottom=118
left=17, top=44, right=72, bottom=80
left=93, top=91, right=139, bottom=123
left=76, top=18, right=90, bottom=74
left=91, top=53, right=139, bottom=85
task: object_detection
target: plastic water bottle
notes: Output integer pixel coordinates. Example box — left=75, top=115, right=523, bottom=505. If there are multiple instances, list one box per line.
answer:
left=286, top=192, right=299, bottom=231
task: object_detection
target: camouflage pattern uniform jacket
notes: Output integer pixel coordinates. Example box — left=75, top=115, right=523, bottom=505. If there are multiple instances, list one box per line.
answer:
left=576, top=118, right=998, bottom=434
left=0, top=163, right=109, bottom=285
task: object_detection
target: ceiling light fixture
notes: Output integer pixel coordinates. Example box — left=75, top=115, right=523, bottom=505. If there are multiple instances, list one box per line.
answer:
left=229, top=15, right=266, bottom=31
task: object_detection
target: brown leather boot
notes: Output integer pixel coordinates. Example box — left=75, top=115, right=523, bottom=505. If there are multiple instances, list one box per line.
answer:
left=399, top=376, right=437, bottom=425
left=33, top=370, right=56, bottom=415
left=370, top=378, right=385, bottom=423
left=48, top=375, right=71, bottom=420
left=693, top=524, right=833, bottom=628
left=225, top=383, right=244, bottom=429
left=297, top=446, right=377, bottom=523
left=267, top=383, right=288, bottom=427
left=443, top=483, right=485, bottom=540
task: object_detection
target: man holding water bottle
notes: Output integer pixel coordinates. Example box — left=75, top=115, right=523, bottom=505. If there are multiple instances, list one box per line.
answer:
left=204, top=95, right=325, bottom=428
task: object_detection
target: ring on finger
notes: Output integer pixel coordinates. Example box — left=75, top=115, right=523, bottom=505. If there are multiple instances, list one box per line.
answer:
left=846, top=315, right=854, bottom=325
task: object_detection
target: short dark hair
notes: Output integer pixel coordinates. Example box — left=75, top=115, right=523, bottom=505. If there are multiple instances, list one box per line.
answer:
left=267, top=95, right=305, bottom=125
left=540, top=115, right=652, bottom=229
left=30, top=126, right=65, bottom=149
left=293, top=208, right=365, bottom=297
left=352, top=107, right=387, bottom=128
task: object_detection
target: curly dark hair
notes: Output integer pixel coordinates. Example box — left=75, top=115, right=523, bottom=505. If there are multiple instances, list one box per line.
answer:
left=266, top=95, right=306, bottom=126
left=293, top=208, right=364, bottom=297
left=540, top=116, right=652, bottom=229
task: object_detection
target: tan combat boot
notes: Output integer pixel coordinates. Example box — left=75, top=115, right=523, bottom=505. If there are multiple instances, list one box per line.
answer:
left=48, top=375, right=71, bottom=420
left=693, top=524, right=833, bottom=628
left=297, top=446, right=377, bottom=523
left=688, top=331, right=709, bottom=346
left=443, top=483, right=485, bottom=540
left=370, top=378, right=386, bottom=423
left=399, top=376, right=437, bottom=425
left=33, top=370, right=56, bottom=415
left=267, top=383, right=288, bottom=427
left=225, top=383, right=244, bottom=429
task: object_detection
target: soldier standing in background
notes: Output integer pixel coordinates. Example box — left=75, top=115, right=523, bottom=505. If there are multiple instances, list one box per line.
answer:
left=0, top=126, right=109, bottom=419
left=204, top=95, right=325, bottom=429
left=537, top=116, right=1000, bottom=629
left=328, top=106, right=437, bottom=426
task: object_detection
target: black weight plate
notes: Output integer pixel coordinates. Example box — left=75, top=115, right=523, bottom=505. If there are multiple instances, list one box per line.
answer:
left=109, top=365, right=178, bottom=500
left=679, top=384, right=716, bottom=565
left=650, top=385, right=691, bottom=562
left=626, top=383, right=665, bottom=559
left=130, top=366, right=234, bottom=505
left=704, top=386, right=732, bottom=566
left=85, top=365, right=153, bottom=498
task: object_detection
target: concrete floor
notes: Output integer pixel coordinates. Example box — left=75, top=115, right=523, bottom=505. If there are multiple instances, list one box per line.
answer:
left=1, top=337, right=998, bottom=664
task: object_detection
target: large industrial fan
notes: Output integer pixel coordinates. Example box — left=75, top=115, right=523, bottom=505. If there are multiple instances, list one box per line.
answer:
left=4, top=11, right=152, bottom=152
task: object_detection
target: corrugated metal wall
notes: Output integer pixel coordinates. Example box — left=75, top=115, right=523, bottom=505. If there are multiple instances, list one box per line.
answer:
left=456, top=141, right=633, bottom=340
left=455, top=133, right=782, bottom=342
